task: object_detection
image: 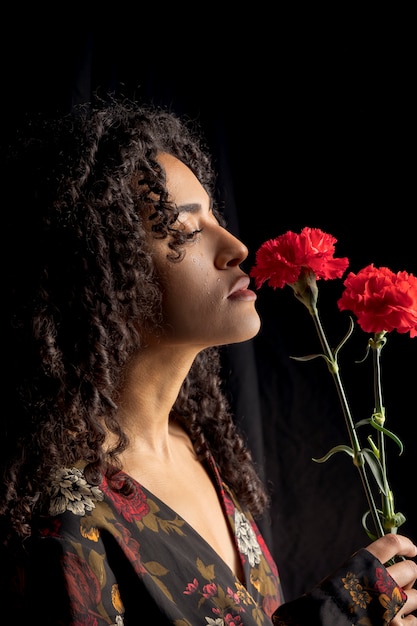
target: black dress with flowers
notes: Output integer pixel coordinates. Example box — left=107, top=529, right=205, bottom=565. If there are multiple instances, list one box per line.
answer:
left=2, top=454, right=406, bottom=625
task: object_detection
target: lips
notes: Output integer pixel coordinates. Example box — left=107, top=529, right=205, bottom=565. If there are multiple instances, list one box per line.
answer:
left=228, top=276, right=256, bottom=300
left=229, top=276, right=251, bottom=296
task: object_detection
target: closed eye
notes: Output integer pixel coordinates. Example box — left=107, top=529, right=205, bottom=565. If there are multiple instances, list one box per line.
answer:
left=186, top=228, right=203, bottom=240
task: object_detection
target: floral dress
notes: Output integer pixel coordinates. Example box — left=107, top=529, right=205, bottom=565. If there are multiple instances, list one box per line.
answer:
left=3, top=455, right=406, bottom=625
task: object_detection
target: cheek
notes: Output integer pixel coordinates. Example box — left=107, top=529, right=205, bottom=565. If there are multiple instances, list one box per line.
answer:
left=161, top=257, right=216, bottom=319
left=187, top=255, right=219, bottom=305
left=173, top=252, right=210, bottom=288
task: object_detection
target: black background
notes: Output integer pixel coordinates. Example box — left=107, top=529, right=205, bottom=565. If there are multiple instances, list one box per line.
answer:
left=2, top=10, right=416, bottom=601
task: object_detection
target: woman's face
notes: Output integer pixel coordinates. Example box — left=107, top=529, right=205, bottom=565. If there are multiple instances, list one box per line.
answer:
left=147, top=152, right=261, bottom=351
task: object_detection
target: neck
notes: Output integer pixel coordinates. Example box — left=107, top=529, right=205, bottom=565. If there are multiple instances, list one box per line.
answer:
left=113, top=344, right=197, bottom=445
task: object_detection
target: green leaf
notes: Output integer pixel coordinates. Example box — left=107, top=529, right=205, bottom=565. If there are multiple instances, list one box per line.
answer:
left=334, top=317, right=355, bottom=359
left=290, top=353, right=325, bottom=362
left=361, top=510, right=378, bottom=541
left=369, top=417, right=404, bottom=455
left=355, top=418, right=372, bottom=428
left=361, top=448, right=388, bottom=495
left=355, top=343, right=371, bottom=364
left=312, top=445, right=354, bottom=463
left=392, top=512, right=407, bottom=527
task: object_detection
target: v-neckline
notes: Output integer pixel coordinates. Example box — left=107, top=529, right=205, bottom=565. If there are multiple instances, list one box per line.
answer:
left=116, top=466, right=246, bottom=584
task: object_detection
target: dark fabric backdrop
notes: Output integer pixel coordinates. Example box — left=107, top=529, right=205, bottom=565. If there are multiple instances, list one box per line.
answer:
left=2, top=13, right=416, bottom=602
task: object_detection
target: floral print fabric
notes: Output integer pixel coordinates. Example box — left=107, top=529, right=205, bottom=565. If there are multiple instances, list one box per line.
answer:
left=6, top=457, right=282, bottom=625
left=2, top=456, right=406, bottom=625
left=272, top=548, right=406, bottom=625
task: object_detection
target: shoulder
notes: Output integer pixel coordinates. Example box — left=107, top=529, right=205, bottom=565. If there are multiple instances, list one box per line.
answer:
left=47, top=466, right=105, bottom=517
left=41, top=465, right=151, bottom=533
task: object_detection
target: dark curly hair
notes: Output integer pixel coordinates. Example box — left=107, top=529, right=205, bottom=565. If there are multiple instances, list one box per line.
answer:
left=1, top=96, right=268, bottom=546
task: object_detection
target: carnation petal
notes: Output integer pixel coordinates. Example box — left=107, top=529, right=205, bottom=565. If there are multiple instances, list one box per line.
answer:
left=250, top=227, right=349, bottom=289
left=338, top=265, right=417, bottom=336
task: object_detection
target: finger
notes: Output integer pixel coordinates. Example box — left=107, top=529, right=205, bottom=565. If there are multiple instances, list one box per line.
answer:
left=390, top=599, right=417, bottom=626
left=366, top=534, right=417, bottom=564
left=387, top=560, right=417, bottom=590
left=388, top=570, right=417, bottom=625
left=400, top=587, right=417, bottom=614
left=391, top=614, right=417, bottom=625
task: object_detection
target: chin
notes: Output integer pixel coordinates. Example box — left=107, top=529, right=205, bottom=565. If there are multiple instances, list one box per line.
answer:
left=225, top=317, right=262, bottom=345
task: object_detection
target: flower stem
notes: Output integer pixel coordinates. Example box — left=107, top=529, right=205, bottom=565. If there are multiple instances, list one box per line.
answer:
left=371, top=335, right=396, bottom=534
left=310, top=305, right=385, bottom=538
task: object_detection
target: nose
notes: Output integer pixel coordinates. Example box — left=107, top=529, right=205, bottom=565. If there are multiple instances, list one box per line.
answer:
left=215, top=228, right=249, bottom=269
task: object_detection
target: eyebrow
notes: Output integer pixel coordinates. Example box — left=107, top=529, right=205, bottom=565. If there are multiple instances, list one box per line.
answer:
left=177, top=203, right=202, bottom=214
left=177, top=199, right=213, bottom=214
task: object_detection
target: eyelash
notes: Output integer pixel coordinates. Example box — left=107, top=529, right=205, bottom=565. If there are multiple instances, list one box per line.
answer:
left=186, top=228, right=203, bottom=239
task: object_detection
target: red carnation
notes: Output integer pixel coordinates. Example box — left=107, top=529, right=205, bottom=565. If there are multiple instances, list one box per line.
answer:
left=250, top=227, right=349, bottom=290
left=252, top=226, right=414, bottom=539
left=337, top=264, right=417, bottom=338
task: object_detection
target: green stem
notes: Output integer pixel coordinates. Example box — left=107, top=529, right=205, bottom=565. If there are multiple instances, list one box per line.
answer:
left=310, top=305, right=385, bottom=538
left=372, top=338, right=395, bottom=533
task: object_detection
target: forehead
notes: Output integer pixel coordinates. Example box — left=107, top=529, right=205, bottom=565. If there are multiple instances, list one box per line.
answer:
left=157, top=152, right=210, bottom=208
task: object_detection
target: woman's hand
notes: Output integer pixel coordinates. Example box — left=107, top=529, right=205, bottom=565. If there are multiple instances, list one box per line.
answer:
left=366, top=534, right=417, bottom=624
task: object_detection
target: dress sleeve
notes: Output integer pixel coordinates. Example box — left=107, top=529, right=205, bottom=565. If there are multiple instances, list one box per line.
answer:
left=272, top=548, right=407, bottom=625
left=2, top=535, right=124, bottom=626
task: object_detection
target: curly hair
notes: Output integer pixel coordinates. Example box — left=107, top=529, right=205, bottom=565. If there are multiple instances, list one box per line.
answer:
left=1, top=97, right=268, bottom=545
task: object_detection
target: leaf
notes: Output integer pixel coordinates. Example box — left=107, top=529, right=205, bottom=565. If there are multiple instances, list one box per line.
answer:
left=392, top=511, right=407, bottom=527
left=312, top=445, right=354, bottom=463
left=366, top=435, right=380, bottom=458
left=361, top=448, right=388, bottom=495
left=361, top=510, right=378, bottom=542
left=291, top=353, right=338, bottom=374
left=145, top=560, right=169, bottom=576
left=290, top=353, right=325, bottom=362
left=88, top=549, right=107, bottom=588
left=355, top=418, right=372, bottom=428
left=196, top=557, right=215, bottom=580
left=355, top=343, right=371, bottom=364
left=369, top=417, right=404, bottom=455
left=334, top=316, right=355, bottom=359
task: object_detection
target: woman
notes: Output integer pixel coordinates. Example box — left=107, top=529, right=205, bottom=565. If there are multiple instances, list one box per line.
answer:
left=1, top=98, right=416, bottom=625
